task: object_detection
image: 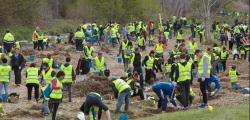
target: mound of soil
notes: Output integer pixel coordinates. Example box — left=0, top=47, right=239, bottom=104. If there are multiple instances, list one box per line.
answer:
left=7, top=108, right=43, bottom=118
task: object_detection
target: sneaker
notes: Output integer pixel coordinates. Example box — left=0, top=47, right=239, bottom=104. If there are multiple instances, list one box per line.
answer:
left=199, top=103, right=208, bottom=108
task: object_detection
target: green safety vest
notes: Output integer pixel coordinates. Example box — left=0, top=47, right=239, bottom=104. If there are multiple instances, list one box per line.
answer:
left=113, top=79, right=130, bottom=94
left=240, top=49, right=245, bottom=55
left=74, top=31, right=85, bottom=39
left=42, top=68, right=54, bottom=84
left=198, top=55, right=210, bottom=75
left=121, top=41, right=128, bottom=50
left=137, top=36, right=144, bottom=46
left=85, top=46, right=93, bottom=59
left=229, top=70, right=238, bottom=83
left=26, top=67, right=39, bottom=84
left=111, top=28, right=117, bottom=39
left=61, top=65, right=73, bottom=83
left=43, top=58, right=53, bottom=68
left=213, top=53, right=219, bottom=61
left=164, top=31, right=169, bottom=39
left=0, top=65, right=11, bottom=83
left=213, top=47, right=221, bottom=54
left=95, top=57, right=105, bottom=72
left=145, top=56, right=154, bottom=69
left=155, top=44, right=164, bottom=54
left=3, top=33, right=14, bottom=42
left=177, top=63, right=191, bottom=82
left=165, top=63, right=171, bottom=73
left=124, top=46, right=133, bottom=59
left=37, top=32, right=43, bottom=40
left=177, top=32, right=183, bottom=40
left=220, top=51, right=228, bottom=60
left=189, top=42, right=197, bottom=55
left=15, top=42, right=21, bottom=49
left=50, top=79, right=63, bottom=99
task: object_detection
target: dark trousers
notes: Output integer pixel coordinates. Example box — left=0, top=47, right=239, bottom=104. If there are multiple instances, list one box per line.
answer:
left=38, top=40, right=44, bottom=50
left=50, top=101, right=60, bottom=120
left=33, top=41, right=38, bottom=49
left=153, top=88, right=168, bottom=111
left=229, top=41, right=234, bottom=50
left=14, top=68, right=22, bottom=85
left=63, top=83, right=72, bottom=102
left=198, top=78, right=209, bottom=104
left=75, top=39, right=83, bottom=51
left=133, top=67, right=144, bottom=89
left=3, top=41, right=14, bottom=53
left=145, top=69, right=156, bottom=84
left=26, top=83, right=39, bottom=100
left=221, top=60, right=227, bottom=71
left=177, top=80, right=190, bottom=107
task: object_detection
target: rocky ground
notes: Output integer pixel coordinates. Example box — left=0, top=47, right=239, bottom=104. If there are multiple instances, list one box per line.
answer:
left=1, top=35, right=249, bottom=120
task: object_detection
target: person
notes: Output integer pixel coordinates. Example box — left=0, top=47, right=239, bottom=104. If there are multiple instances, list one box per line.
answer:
left=10, top=48, right=24, bottom=86
left=154, top=40, right=164, bottom=57
left=93, top=52, right=106, bottom=76
left=0, top=58, right=11, bottom=101
left=76, top=55, right=90, bottom=81
left=143, top=50, right=156, bottom=84
left=79, top=92, right=111, bottom=120
left=164, top=59, right=172, bottom=81
left=188, top=39, right=197, bottom=59
left=84, top=42, right=94, bottom=68
left=195, top=49, right=211, bottom=108
left=41, top=63, right=56, bottom=85
left=137, top=34, right=145, bottom=51
left=118, top=39, right=129, bottom=69
left=123, top=41, right=134, bottom=71
left=74, top=28, right=85, bottom=51
left=152, top=82, right=176, bottom=112
left=61, top=57, right=76, bottom=102
left=170, top=56, right=180, bottom=82
left=37, top=80, right=50, bottom=116
left=26, top=63, right=39, bottom=100
left=36, top=28, right=44, bottom=51
left=50, top=71, right=65, bottom=120
left=227, top=65, right=240, bottom=89
left=110, top=78, right=131, bottom=113
left=173, top=54, right=192, bottom=109
left=220, top=47, right=229, bottom=71
left=176, top=30, right=183, bottom=44
left=126, top=71, right=145, bottom=100
left=207, top=75, right=221, bottom=97
left=3, top=29, right=14, bottom=53
left=110, top=25, right=118, bottom=47
left=130, top=48, right=144, bottom=89
left=232, top=46, right=240, bottom=60
left=42, top=53, right=54, bottom=68
left=32, top=27, right=39, bottom=49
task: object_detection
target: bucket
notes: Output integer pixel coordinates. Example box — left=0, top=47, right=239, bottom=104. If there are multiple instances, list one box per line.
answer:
left=116, top=57, right=123, bottom=63
left=119, top=114, right=128, bottom=120
left=28, top=54, right=36, bottom=61
left=54, top=63, right=61, bottom=69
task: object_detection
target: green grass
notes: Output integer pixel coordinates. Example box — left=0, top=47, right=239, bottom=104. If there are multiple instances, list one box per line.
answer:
left=136, top=103, right=249, bottom=120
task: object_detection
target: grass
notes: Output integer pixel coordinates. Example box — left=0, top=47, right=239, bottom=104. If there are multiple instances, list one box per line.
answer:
left=136, top=103, right=250, bottom=120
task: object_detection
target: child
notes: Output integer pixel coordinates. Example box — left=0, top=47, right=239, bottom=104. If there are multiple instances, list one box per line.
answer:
left=37, top=80, right=51, bottom=116
left=228, top=65, right=241, bottom=90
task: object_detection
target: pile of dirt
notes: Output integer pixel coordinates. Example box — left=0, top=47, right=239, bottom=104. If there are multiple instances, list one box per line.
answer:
left=30, top=104, right=43, bottom=111
left=6, top=108, right=43, bottom=118
left=72, top=77, right=113, bottom=97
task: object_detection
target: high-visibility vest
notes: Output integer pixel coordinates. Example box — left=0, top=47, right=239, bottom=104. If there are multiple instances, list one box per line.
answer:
left=43, top=38, right=48, bottom=43
left=42, top=68, right=54, bottom=84
left=111, top=28, right=117, bottom=39
left=240, top=49, right=245, bottom=55
left=37, top=32, right=44, bottom=40
left=229, top=70, right=238, bottom=83
left=155, top=44, right=164, bottom=54
left=50, top=79, right=63, bottom=99
left=213, top=53, right=219, bottom=61
left=15, top=42, right=21, bottom=49
left=130, top=53, right=142, bottom=65
left=137, top=36, right=144, bottom=46
left=213, top=47, right=221, bottom=54
left=205, top=53, right=212, bottom=69
left=74, top=31, right=85, bottom=39
left=85, top=46, right=93, bottom=59
left=126, top=79, right=134, bottom=95
left=61, top=65, right=73, bottom=83
left=121, top=41, right=128, bottom=50
left=177, top=63, right=191, bottom=82
left=3, top=33, right=14, bottom=42
left=0, top=65, right=11, bottom=83
left=189, top=42, right=197, bottom=54
left=33, top=31, right=38, bottom=41
left=177, top=32, right=183, bottom=40
left=95, top=56, right=105, bottom=72
left=164, top=31, right=169, bottom=39
left=113, top=79, right=130, bottom=94
left=165, top=63, right=171, bottom=73
left=220, top=51, right=228, bottom=60
left=43, top=58, right=53, bottom=68
left=145, top=56, right=154, bottom=69
left=26, top=67, right=39, bottom=84
left=198, top=55, right=210, bottom=75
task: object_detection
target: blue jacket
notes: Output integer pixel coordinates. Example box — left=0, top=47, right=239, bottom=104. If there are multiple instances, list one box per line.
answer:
left=208, top=75, right=221, bottom=90
left=152, top=82, right=174, bottom=96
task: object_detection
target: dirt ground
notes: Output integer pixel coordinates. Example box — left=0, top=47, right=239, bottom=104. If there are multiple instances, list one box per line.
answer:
left=1, top=34, right=249, bottom=120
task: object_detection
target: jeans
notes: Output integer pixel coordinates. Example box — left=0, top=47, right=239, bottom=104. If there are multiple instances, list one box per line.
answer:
left=0, top=82, right=8, bottom=100
left=62, top=83, right=72, bottom=102
left=111, top=38, right=116, bottom=48
left=38, top=40, right=44, bottom=51
left=153, top=88, right=168, bottom=111
left=145, top=69, right=156, bottom=84
left=43, top=100, right=50, bottom=115
left=94, top=71, right=104, bottom=76
left=115, top=89, right=131, bottom=112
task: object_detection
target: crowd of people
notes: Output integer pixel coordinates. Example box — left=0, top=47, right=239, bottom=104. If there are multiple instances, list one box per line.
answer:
left=0, top=15, right=249, bottom=120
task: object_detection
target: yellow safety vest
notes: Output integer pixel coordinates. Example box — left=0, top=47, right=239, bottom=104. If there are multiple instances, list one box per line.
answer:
left=177, top=32, right=183, bottom=40
left=126, top=79, right=134, bottom=95
left=113, top=79, right=130, bottom=94
left=26, top=67, right=39, bottom=84
left=220, top=51, right=228, bottom=60
left=213, top=53, right=219, bottom=61
left=130, top=53, right=142, bottom=65
left=74, top=31, right=85, bottom=39
left=240, top=49, right=245, bottom=55
left=15, top=42, right=21, bottom=49
left=137, top=36, right=144, bottom=46
left=177, top=63, right=191, bottom=82
left=61, top=65, right=73, bottom=83
left=43, top=58, right=53, bottom=68
left=50, top=79, right=63, bottom=99
left=124, top=46, right=133, bottom=59
left=155, top=44, right=164, bottom=54
left=198, top=55, right=210, bottom=75
left=189, top=42, right=197, bottom=54
left=213, top=47, right=221, bottom=54
left=229, top=70, right=238, bottom=83
left=165, top=63, right=171, bottom=73
left=111, top=28, right=117, bottom=39
left=0, top=65, right=11, bottom=83
left=95, top=57, right=105, bottom=72
left=42, top=68, right=54, bottom=84
left=205, top=53, right=212, bottom=69
left=3, top=33, right=14, bottom=42
left=85, top=46, right=93, bottom=59
left=145, top=56, right=154, bottom=69
left=164, top=31, right=169, bottom=39
left=122, top=41, right=128, bottom=50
